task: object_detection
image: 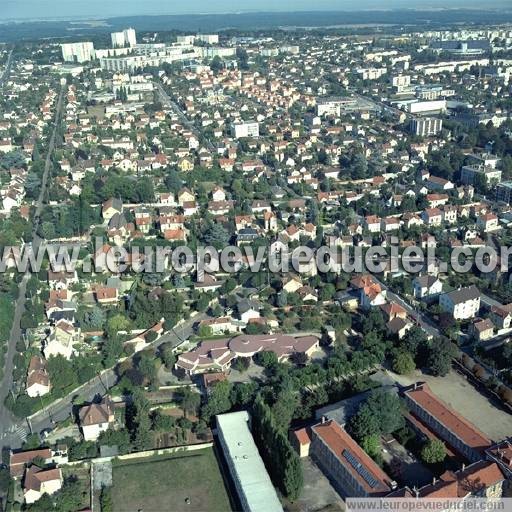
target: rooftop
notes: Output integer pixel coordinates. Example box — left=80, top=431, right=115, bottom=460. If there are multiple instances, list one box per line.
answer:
left=216, top=411, right=283, bottom=512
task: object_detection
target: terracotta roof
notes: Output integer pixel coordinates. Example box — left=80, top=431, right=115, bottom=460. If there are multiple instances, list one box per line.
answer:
left=10, top=449, right=52, bottom=478
left=293, top=427, right=311, bottom=446
left=24, top=466, right=62, bottom=492
left=312, top=420, right=392, bottom=495
left=404, top=383, right=491, bottom=453
left=79, top=400, right=113, bottom=427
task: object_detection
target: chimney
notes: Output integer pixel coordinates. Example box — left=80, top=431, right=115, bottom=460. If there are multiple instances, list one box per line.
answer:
left=432, top=477, right=436, bottom=485
left=321, top=415, right=326, bottom=424
left=461, top=463, right=466, bottom=471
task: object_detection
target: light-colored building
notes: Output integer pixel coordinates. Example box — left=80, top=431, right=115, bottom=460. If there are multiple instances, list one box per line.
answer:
left=413, top=275, right=443, bottom=299
left=439, top=285, right=481, bottom=320
left=403, top=383, right=491, bottom=463
left=409, top=117, right=443, bottom=137
left=79, top=399, right=115, bottom=441
left=61, top=42, right=95, bottom=63
left=196, top=34, right=219, bottom=44
left=216, top=411, right=283, bottom=512
left=310, top=419, right=393, bottom=498
left=111, top=28, right=137, bottom=48
left=23, top=466, right=62, bottom=504
left=231, top=121, right=260, bottom=139
left=496, top=181, right=512, bottom=204
left=26, top=356, right=50, bottom=398
left=461, top=165, right=502, bottom=186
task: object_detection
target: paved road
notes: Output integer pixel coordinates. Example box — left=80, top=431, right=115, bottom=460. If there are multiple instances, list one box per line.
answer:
left=372, top=276, right=441, bottom=338
left=0, top=48, right=13, bottom=89
left=155, top=82, right=215, bottom=152
left=2, top=313, right=203, bottom=451
left=0, top=86, right=64, bottom=452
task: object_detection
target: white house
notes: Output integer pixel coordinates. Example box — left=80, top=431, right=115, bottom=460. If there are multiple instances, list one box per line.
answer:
left=413, top=275, right=443, bottom=300
left=439, top=285, right=480, bottom=320
left=23, top=466, right=62, bottom=504
left=79, top=399, right=115, bottom=441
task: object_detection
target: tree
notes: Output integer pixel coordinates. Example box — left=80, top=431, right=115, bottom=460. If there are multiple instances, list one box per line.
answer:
left=349, top=404, right=380, bottom=441
left=254, top=350, right=278, bottom=369
left=252, top=396, right=303, bottom=500
left=106, top=314, right=131, bottom=339
left=100, top=486, right=113, bottom=512
left=392, top=351, right=416, bottom=375
left=0, top=467, right=11, bottom=493
left=160, top=344, right=176, bottom=369
left=210, top=55, right=223, bottom=73
left=137, top=352, right=157, bottom=385
left=400, top=327, right=427, bottom=358
left=272, top=386, right=299, bottom=432
left=178, top=387, right=201, bottom=417
left=55, top=476, right=87, bottom=512
left=201, top=380, right=232, bottom=422
left=421, top=439, right=446, bottom=464
left=361, top=434, right=382, bottom=463
left=427, top=337, right=457, bottom=376
left=233, top=357, right=251, bottom=372
left=47, top=355, right=78, bottom=393
left=97, top=428, right=131, bottom=454
left=129, top=388, right=152, bottom=451
left=365, top=388, right=404, bottom=434
left=152, top=409, right=176, bottom=431
left=203, top=223, right=230, bottom=249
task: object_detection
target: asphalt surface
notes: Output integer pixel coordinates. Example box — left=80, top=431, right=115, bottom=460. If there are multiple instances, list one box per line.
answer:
left=372, top=276, right=441, bottom=338
left=0, top=85, right=64, bottom=452
left=0, top=49, right=13, bottom=89
left=1, top=313, right=203, bottom=451
left=155, top=82, right=215, bottom=152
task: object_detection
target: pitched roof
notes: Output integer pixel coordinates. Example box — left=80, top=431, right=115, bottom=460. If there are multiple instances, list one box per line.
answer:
left=404, top=383, right=491, bottom=453
left=443, top=285, right=480, bottom=305
left=312, top=420, right=392, bottom=495
left=79, top=400, right=113, bottom=427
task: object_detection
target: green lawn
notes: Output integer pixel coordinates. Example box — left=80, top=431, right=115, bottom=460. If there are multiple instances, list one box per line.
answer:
left=111, top=448, right=233, bottom=512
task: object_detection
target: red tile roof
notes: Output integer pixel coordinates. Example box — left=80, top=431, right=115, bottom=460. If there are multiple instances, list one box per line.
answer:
left=312, top=420, right=392, bottom=495
left=404, top=384, right=492, bottom=453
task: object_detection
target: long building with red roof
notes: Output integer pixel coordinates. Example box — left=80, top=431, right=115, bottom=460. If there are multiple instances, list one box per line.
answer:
left=310, top=419, right=394, bottom=498
left=403, top=383, right=492, bottom=463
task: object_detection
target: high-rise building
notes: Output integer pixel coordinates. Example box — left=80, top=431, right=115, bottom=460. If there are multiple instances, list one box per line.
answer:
left=231, top=121, right=260, bottom=139
left=196, top=34, right=219, bottom=44
left=409, top=117, right=443, bottom=136
left=61, top=42, right=95, bottom=63
left=111, top=28, right=137, bottom=48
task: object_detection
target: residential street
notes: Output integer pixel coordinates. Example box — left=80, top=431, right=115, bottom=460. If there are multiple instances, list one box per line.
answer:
left=0, top=313, right=203, bottom=452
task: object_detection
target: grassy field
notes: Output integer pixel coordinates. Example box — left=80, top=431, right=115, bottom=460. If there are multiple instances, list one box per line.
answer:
left=111, top=448, right=233, bottom=512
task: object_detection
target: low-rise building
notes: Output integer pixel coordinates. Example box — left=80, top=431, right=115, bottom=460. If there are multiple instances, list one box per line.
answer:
left=309, top=419, right=394, bottom=498
left=403, top=382, right=491, bottom=463
left=439, top=285, right=480, bottom=320
left=216, top=411, right=283, bottom=512
left=79, top=399, right=115, bottom=441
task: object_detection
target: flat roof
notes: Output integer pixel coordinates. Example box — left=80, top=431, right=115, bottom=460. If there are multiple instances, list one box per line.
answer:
left=216, top=411, right=283, bottom=512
